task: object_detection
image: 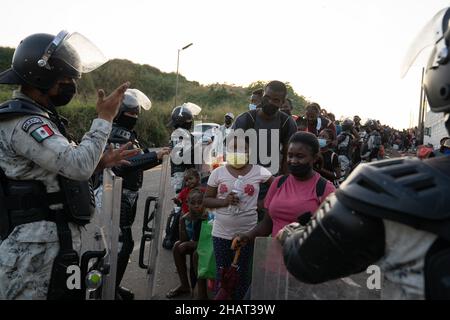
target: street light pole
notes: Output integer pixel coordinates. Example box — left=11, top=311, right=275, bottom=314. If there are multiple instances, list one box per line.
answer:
left=174, top=42, right=193, bottom=107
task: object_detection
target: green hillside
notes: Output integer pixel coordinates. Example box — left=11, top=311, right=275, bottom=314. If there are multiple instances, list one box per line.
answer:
left=0, top=47, right=308, bottom=146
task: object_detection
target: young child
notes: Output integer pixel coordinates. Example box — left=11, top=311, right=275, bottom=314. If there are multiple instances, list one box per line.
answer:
left=164, top=168, right=204, bottom=250
left=203, top=135, right=273, bottom=300
left=173, top=168, right=204, bottom=214
left=166, top=188, right=205, bottom=299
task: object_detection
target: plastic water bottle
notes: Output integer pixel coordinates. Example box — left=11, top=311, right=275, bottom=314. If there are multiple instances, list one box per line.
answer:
left=229, top=175, right=245, bottom=215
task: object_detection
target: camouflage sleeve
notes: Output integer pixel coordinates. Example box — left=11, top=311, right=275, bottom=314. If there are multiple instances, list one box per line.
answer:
left=10, top=116, right=111, bottom=181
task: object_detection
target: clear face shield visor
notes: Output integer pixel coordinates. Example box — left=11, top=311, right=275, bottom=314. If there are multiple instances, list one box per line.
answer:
left=181, top=102, right=202, bottom=116
left=401, top=8, right=450, bottom=78
left=122, top=88, right=152, bottom=113
left=37, top=30, right=108, bottom=75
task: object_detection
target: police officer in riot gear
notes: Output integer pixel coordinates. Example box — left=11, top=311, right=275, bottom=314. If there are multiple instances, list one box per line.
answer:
left=337, top=118, right=355, bottom=181
left=104, top=88, right=170, bottom=300
left=0, top=31, right=135, bottom=300
left=279, top=8, right=450, bottom=299
left=161, top=105, right=199, bottom=250
left=169, top=105, right=196, bottom=193
left=361, top=119, right=382, bottom=162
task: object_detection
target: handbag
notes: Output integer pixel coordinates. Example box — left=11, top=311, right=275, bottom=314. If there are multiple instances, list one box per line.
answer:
left=197, top=217, right=216, bottom=279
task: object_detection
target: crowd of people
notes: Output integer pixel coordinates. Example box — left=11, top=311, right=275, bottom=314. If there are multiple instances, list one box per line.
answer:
left=2, top=9, right=450, bottom=301
left=164, top=79, right=449, bottom=300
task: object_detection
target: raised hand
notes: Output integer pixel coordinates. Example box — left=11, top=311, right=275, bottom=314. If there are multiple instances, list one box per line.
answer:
left=99, top=142, right=140, bottom=169
left=96, top=82, right=130, bottom=122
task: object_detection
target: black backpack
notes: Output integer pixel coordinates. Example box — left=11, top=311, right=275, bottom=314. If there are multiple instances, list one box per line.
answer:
left=162, top=207, right=182, bottom=250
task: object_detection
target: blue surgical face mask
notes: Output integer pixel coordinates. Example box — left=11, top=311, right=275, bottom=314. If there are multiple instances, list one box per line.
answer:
left=249, top=103, right=257, bottom=110
left=444, top=148, right=450, bottom=155
left=318, top=138, right=328, bottom=149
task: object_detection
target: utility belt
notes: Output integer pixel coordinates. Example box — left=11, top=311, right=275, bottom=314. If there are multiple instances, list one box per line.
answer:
left=0, top=175, right=95, bottom=240
left=0, top=174, right=97, bottom=299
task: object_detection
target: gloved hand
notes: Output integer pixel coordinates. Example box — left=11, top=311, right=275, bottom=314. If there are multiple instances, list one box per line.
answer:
left=276, top=222, right=306, bottom=246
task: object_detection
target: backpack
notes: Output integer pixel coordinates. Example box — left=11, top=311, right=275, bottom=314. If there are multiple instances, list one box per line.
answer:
left=330, top=152, right=341, bottom=188
left=371, top=132, right=382, bottom=149
left=241, top=109, right=292, bottom=145
left=162, top=207, right=182, bottom=250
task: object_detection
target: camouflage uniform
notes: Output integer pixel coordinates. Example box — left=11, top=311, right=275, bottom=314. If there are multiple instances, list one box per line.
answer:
left=378, top=220, right=436, bottom=300
left=0, top=91, right=111, bottom=299
left=101, top=122, right=159, bottom=290
left=170, top=128, right=196, bottom=193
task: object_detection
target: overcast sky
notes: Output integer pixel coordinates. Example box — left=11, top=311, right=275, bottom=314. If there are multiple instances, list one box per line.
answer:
left=2, top=0, right=449, bottom=129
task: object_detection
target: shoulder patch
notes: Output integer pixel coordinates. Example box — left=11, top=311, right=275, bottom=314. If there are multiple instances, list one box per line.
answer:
left=30, top=124, right=55, bottom=143
left=22, top=117, right=44, bottom=132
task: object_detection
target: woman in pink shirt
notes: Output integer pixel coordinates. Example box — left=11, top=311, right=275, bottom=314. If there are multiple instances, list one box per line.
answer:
left=235, top=132, right=335, bottom=243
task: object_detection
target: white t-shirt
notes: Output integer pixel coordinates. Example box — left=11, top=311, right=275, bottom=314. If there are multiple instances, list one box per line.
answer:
left=207, top=165, right=272, bottom=240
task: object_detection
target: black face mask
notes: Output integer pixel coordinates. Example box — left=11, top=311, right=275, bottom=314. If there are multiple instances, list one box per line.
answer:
left=49, top=82, right=77, bottom=107
left=262, top=102, right=279, bottom=117
left=225, top=119, right=232, bottom=126
left=116, top=113, right=138, bottom=130
left=288, top=163, right=312, bottom=178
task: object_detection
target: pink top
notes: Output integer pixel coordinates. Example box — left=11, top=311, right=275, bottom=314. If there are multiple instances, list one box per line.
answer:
left=264, top=172, right=335, bottom=236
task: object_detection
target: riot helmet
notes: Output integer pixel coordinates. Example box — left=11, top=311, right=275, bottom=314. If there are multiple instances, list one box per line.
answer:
left=364, top=119, right=378, bottom=131
left=170, top=105, right=194, bottom=130
left=0, top=31, right=107, bottom=90
left=402, top=8, right=450, bottom=114
left=114, top=89, right=151, bottom=130
left=341, top=118, right=354, bottom=131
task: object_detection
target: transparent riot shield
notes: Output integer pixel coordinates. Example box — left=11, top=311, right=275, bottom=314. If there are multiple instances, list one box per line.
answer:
left=143, top=155, right=172, bottom=299
left=81, top=169, right=122, bottom=300
left=250, top=237, right=381, bottom=300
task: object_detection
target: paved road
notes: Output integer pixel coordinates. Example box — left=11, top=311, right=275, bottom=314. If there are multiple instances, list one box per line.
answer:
left=121, top=165, right=183, bottom=300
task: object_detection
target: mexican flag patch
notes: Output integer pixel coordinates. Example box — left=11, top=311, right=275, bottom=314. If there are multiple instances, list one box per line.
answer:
left=30, top=124, right=55, bottom=143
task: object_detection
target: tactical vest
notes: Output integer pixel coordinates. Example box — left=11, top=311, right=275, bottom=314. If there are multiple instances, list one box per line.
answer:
left=170, top=128, right=196, bottom=175
left=0, top=99, right=95, bottom=240
left=108, top=125, right=143, bottom=191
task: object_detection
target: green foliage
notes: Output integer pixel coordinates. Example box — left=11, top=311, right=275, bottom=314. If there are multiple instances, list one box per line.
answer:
left=247, top=80, right=309, bottom=115
left=0, top=47, right=310, bottom=146
left=0, top=47, right=14, bottom=71
left=58, top=99, right=97, bottom=141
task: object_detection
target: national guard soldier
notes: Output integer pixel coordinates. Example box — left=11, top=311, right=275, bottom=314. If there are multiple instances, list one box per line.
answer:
left=169, top=105, right=196, bottom=194
left=161, top=105, right=197, bottom=250
left=101, top=88, right=170, bottom=299
left=0, top=31, right=136, bottom=300
left=362, top=119, right=382, bottom=162
left=279, top=8, right=450, bottom=299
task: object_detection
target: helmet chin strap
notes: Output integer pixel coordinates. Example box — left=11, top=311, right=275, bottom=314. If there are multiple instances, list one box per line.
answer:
left=46, top=102, right=71, bottom=140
